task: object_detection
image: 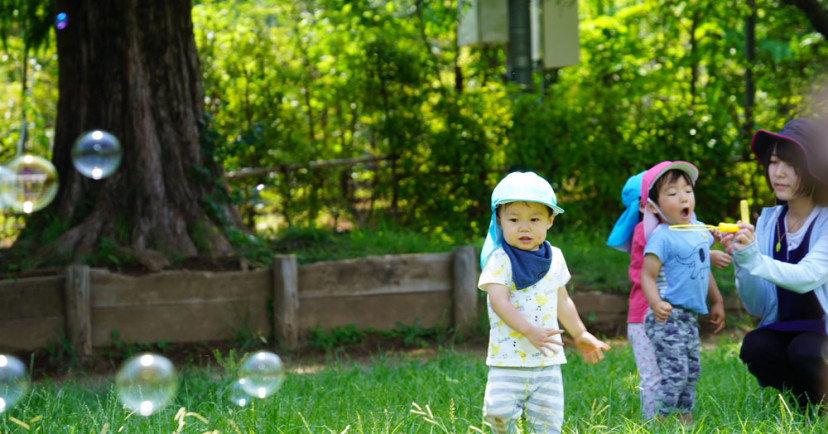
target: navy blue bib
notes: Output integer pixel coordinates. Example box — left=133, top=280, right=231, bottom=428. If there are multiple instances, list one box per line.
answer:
left=501, top=241, right=552, bottom=290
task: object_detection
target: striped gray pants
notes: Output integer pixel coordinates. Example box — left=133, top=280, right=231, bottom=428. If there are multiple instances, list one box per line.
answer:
left=483, top=365, right=564, bottom=433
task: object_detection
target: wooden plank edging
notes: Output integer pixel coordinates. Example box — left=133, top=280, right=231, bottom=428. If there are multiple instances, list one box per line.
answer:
left=65, top=265, right=92, bottom=362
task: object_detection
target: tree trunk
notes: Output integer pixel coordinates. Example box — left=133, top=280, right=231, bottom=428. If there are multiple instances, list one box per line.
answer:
left=20, top=0, right=243, bottom=267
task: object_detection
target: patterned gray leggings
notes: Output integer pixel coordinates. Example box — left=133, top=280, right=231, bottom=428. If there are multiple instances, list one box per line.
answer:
left=644, top=307, right=700, bottom=416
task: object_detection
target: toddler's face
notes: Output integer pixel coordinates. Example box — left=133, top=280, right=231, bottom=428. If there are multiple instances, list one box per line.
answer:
left=652, top=175, right=695, bottom=225
left=497, top=201, right=554, bottom=251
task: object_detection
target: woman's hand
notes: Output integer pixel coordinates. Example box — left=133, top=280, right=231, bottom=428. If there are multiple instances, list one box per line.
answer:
left=731, top=222, right=756, bottom=251
left=719, top=221, right=754, bottom=253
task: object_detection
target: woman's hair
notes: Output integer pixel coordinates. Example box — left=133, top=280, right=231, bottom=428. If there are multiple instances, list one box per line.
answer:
left=763, top=140, right=820, bottom=202
left=647, top=169, right=693, bottom=204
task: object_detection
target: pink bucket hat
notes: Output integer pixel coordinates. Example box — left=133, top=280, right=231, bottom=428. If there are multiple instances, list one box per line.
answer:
left=640, top=161, right=699, bottom=240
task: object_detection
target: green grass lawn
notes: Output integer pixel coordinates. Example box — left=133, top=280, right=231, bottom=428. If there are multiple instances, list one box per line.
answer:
left=2, top=335, right=825, bottom=433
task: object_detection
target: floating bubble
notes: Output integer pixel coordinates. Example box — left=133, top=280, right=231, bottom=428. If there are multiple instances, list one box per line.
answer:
left=115, top=353, right=177, bottom=416
left=238, top=351, right=285, bottom=399
left=226, top=379, right=250, bottom=407
left=0, top=355, right=30, bottom=414
left=0, top=154, right=59, bottom=214
left=0, top=166, right=12, bottom=210
left=71, top=130, right=123, bottom=180
left=55, top=12, right=68, bottom=30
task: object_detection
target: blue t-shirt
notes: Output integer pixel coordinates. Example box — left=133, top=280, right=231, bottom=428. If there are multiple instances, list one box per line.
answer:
left=644, top=222, right=713, bottom=314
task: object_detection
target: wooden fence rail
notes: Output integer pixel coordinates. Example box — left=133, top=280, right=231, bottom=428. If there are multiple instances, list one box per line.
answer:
left=0, top=246, right=749, bottom=361
left=0, top=247, right=479, bottom=360
left=224, top=155, right=397, bottom=179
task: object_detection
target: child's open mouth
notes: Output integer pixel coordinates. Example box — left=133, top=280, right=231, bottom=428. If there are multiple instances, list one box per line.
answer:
left=519, top=236, right=533, bottom=243
left=680, top=207, right=691, bottom=220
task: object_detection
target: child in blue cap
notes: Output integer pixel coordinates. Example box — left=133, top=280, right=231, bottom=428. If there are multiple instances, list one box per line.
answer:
left=479, top=171, right=611, bottom=434
left=607, top=171, right=662, bottom=419
left=608, top=169, right=730, bottom=420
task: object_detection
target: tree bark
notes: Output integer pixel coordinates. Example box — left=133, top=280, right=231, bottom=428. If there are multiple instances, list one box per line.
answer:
left=20, top=0, right=243, bottom=266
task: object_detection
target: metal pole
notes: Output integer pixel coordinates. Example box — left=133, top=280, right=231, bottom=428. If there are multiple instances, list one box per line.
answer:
left=506, top=0, right=533, bottom=90
left=744, top=0, right=756, bottom=134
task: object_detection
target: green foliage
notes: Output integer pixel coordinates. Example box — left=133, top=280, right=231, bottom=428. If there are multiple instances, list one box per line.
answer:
left=377, top=319, right=447, bottom=347
left=37, top=215, right=68, bottom=244
left=188, top=0, right=828, bottom=239
left=0, top=0, right=56, bottom=51
left=103, top=329, right=171, bottom=361
left=307, top=324, right=365, bottom=351
left=225, top=225, right=271, bottom=263
left=0, top=36, right=57, bottom=161
left=41, top=327, right=77, bottom=369
left=0, top=1, right=58, bottom=164
left=191, top=0, right=504, bottom=237
left=211, top=347, right=241, bottom=373
left=1, top=0, right=827, bottom=265
left=81, top=236, right=133, bottom=269
left=229, top=310, right=269, bottom=349
left=267, top=223, right=455, bottom=265
left=307, top=320, right=448, bottom=352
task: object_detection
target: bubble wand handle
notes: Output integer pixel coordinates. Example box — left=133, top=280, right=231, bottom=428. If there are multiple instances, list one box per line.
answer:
left=669, top=223, right=740, bottom=232
left=740, top=199, right=750, bottom=225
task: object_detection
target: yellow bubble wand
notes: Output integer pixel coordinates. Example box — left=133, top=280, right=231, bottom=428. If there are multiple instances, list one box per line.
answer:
left=669, top=200, right=750, bottom=233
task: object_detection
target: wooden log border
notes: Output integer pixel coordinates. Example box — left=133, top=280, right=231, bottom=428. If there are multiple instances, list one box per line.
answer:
left=0, top=245, right=750, bottom=360
left=0, top=247, right=480, bottom=358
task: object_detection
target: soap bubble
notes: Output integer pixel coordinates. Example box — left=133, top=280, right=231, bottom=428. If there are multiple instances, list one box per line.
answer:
left=0, top=154, right=58, bottom=214
left=71, top=130, right=123, bottom=180
left=55, top=12, right=68, bottom=30
left=0, top=354, right=30, bottom=414
left=0, top=165, right=12, bottom=210
left=238, top=351, right=285, bottom=399
left=115, top=353, right=177, bottom=416
left=226, top=379, right=250, bottom=407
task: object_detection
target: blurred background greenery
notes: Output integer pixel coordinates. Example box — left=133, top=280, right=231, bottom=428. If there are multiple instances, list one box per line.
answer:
left=0, top=0, right=825, bottom=277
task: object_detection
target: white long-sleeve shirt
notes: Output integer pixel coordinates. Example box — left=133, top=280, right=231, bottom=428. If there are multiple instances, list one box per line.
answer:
left=733, top=205, right=828, bottom=333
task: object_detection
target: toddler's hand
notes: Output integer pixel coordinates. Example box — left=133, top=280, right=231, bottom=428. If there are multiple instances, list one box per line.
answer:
left=574, top=332, right=611, bottom=364
left=526, top=327, right=564, bottom=357
left=653, top=301, right=672, bottom=322
left=710, top=250, right=732, bottom=270
left=709, top=300, right=726, bottom=334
